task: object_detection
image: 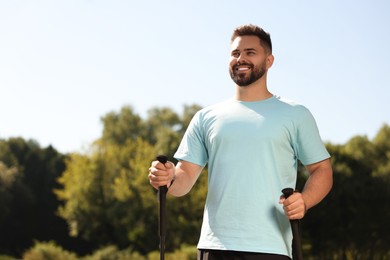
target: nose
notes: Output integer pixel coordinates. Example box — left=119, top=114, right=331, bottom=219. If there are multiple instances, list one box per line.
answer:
left=236, top=54, right=246, bottom=64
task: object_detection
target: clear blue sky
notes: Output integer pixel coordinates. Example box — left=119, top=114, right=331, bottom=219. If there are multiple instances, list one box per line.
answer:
left=1, top=0, right=389, bottom=153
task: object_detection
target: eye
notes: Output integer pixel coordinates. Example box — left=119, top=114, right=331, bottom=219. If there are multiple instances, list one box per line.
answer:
left=231, top=51, right=240, bottom=58
left=247, top=51, right=256, bottom=56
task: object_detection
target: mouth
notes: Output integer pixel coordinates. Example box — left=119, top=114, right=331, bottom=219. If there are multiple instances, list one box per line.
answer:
left=237, top=66, right=250, bottom=72
left=234, top=64, right=252, bottom=72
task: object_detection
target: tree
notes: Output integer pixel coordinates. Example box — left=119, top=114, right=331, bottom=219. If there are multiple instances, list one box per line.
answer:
left=0, top=138, right=89, bottom=257
left=303, top=127, right=390, bottom=259
left=55, top=104, right=206, bottom=254
left=100, top=106, right=146, bottom=145
left=0, top=161, right=35, bottom=256
left=372, top=124, right=390, bottom=179
left=2, top=105, right=389, bottom=258
left=56, top=138, right=161, bottom=253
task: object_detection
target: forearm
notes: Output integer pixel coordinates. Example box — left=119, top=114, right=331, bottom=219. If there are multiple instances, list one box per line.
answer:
left=302, top=159, right=333, bottom=210
left=168, top=170, right=193, bottom=197
left=168, top=161, right=203, bottom=197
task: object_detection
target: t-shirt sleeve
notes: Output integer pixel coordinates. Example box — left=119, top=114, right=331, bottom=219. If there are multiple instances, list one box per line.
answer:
left=174, top=111, right=208, bottom=166
left=294, top=106, right=330, bottom=165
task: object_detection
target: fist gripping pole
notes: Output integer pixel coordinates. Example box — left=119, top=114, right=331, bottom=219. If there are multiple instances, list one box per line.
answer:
left=157, top=155, right=168, bottom=260
left=282, top=188, right=303, bottom=260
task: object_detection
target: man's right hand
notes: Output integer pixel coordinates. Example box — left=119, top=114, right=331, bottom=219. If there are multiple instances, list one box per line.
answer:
left=148, top=160, right=175, bottom=190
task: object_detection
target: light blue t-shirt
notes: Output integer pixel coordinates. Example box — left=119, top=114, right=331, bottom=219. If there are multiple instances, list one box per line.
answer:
left=174, top=96, right=330, bottom=257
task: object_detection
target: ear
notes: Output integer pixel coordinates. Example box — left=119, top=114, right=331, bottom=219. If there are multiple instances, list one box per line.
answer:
left=266, top=54, right=274, bottom=69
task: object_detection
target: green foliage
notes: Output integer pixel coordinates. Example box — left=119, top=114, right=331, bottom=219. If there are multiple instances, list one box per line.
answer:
left=101, top=106, right=146, bottom=145
left=0, top=256, right=16, bottom=260
left=372, top=124, right=390, bottom=179
left=20, top=242, right=197, bottom=260
left=55, top=138, right=160, bottom=253
left=302, top=124, right=390, bottom=259
left=144, top=107, right=182, bottom=157
left=0, top=162, right=20, bottom=221
left=1, top=105, right=389, bottom=259
left=144, top=105, right=202, bottom=158
left=0, top=138, right=81, bottom=257
left=22, top=241, right=78, bottom=260
left=55, top=104, right=203, bottom=254
left=148, top=244, right=197, bottom=260
left=39, top=110, right=390, bottom=259
left=81, top=245, right=145, bottom=260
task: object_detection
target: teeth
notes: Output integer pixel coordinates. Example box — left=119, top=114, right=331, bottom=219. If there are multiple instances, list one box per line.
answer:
left=238, top=67, right=249, bottom=71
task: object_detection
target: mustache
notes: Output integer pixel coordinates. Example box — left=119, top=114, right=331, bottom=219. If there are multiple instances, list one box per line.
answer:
left=233, top=62, right=254, bottom=70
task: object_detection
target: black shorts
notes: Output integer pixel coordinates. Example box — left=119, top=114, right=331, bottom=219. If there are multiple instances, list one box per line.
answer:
left=197, top=249, right=291, bottom=260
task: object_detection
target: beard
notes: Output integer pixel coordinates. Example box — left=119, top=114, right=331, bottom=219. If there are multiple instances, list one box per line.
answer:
left=229, top=61, right=267, bottom=87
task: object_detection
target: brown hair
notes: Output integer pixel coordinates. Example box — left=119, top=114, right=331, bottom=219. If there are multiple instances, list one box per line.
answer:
left=231, top=24, right=272, bottom=53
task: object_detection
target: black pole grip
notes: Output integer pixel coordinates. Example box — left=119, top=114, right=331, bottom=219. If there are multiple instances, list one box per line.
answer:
left=157, top=155, right=168, bottom=260
left=157, top=155, right=169, bottom=195
left=282, top=188, right=294, bottom=199
left=282, top=188, right=303, bottom=260
left=156, top=155, right=168, bottom=164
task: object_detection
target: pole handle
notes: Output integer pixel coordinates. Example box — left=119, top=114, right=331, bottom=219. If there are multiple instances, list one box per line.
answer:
left=157, top=155, right=168, bottom=194
left=156, top=155, right=168, bottom=164
left=157, top=155, right=168, bottom=260
left=281, top=187, right=303, bottom=260
left=282, top=187, right=294, bottom=199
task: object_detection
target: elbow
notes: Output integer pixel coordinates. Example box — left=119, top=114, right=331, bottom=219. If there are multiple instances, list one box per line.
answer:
left=329, top=168, right=333, bottom=192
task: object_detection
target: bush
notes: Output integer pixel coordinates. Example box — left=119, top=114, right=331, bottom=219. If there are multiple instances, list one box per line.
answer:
left=81, top=245, right=145, bottom=260
left=148, top=244, right=197, bottom=260
left=22, top=241, right=78, bottom=260
left=21, top=241, right=197, bottom=260
left=0, top=255, right=16, bottom=260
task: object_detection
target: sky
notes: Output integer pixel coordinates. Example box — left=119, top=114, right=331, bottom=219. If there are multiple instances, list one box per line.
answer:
left=0, top=0, right=389, bottom=154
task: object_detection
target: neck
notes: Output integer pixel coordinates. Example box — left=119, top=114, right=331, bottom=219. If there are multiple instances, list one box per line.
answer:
left=235, top=77, right=272, bottom=102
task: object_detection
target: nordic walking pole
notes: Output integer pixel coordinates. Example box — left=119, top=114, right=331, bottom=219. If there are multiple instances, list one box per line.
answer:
left=156, top=155, right=168, bottom=260
left=282, top=188, right=304, bottom=260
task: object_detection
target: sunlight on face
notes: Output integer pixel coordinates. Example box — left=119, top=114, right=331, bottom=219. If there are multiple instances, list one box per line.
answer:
left=229, top=36, right=269, bottom=87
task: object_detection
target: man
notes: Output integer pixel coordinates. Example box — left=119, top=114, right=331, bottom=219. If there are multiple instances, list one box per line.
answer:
left=148, top=24, right=333, bottom=260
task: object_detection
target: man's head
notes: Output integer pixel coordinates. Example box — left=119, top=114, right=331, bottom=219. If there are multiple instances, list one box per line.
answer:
left=231, top=24, right=272, bottom=54
left=229, top=25, right=274, bottom=87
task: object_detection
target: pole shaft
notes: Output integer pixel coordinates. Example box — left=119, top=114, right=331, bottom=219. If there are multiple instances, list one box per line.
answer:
left=157, top=155, right=168, bottom=260
left=282, top=188, right=303, bottom=260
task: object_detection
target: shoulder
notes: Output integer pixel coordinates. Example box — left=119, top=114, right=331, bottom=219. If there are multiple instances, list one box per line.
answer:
left=274, top=95, right=304, bottom=108
left=202, top=98, right=236, bottom=110
left=269, top=96, right=318, bottom=127
left=196, top=98, right=237, bottom=117
left=273, top=95, right=311, bottom=115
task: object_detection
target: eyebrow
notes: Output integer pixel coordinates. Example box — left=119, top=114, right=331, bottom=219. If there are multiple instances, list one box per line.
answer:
left=231, top=48, right=257, bottom=53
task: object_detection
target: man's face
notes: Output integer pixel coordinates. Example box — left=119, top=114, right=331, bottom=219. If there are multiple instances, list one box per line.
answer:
left=229, top=35, right=270, bottom=87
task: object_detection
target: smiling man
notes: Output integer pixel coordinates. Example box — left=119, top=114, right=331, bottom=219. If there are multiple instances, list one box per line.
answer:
left=229, top=36, right=271, bottom=88
left=148, top=24, right=333, bottom=260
